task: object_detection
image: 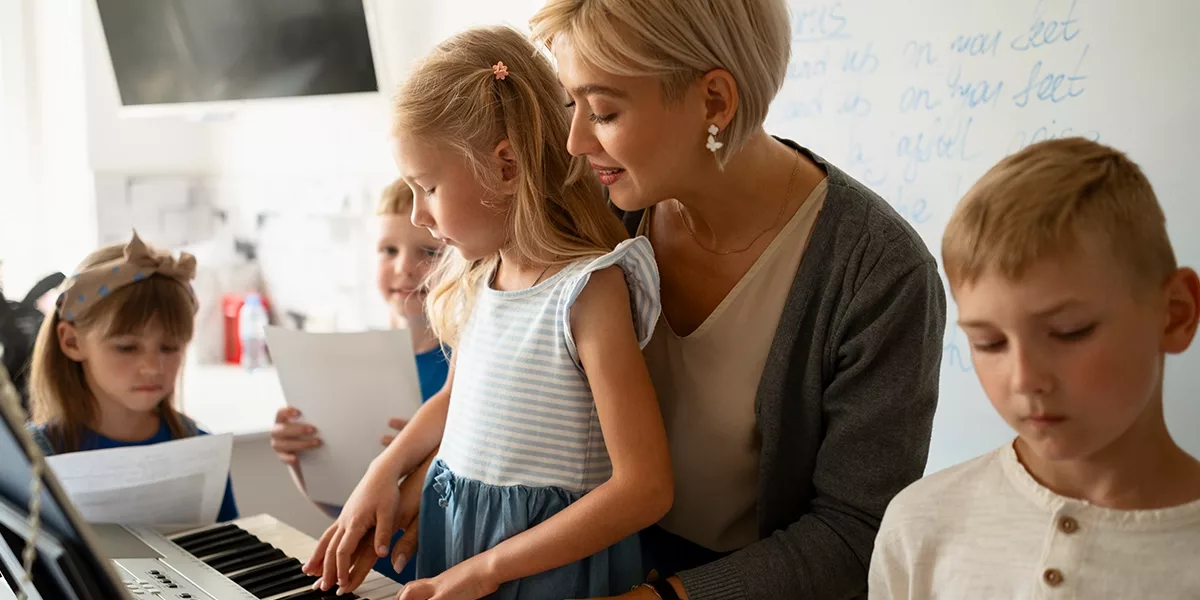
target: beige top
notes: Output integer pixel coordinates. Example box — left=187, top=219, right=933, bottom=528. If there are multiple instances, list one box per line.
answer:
left=870, top=442, right=1200, bottom=599
left=640, top=179, right=828, bottom=552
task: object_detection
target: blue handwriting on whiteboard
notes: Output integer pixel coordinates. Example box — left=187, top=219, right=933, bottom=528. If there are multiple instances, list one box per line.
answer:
left=1011, top=45, right=1088, bottom=108
left=943, top=338, right=975, bottom=373
left=793, top=2, right=849, bottom=43
left=1011, top=0, right=1082, bottom=52
left=779, top=91, right=825, bottom=120
left=899, top=86, right=941, bottom=113
left=947, top=66, right=1004, bottom=109
left=895, top=117, right=979, bottom=183
left=786, top=48, right=832, bottom=80
left=842, top=43, right=880, bottom=75
left=839, top=89, right=873, bottom=117
left=949, top=30, right=1003, bottom=58
left=903, top=40, right=937, bottom=68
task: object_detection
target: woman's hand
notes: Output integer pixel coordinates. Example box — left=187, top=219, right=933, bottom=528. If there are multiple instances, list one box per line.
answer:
left=397, top=556, right=499, bottom=600
left=585, top=577, right=687, bottom=599
left=388, top=447, right=437, bottom=575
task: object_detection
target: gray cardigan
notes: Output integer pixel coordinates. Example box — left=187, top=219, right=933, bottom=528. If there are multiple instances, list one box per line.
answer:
left=618, top=141, right=945, bottom=599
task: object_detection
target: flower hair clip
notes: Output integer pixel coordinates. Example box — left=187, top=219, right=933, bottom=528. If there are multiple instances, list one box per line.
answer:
left=492, top=61, right=509, bottom=80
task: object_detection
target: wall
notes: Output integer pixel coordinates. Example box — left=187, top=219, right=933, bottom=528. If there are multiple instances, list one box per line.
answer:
left=27, top=0, right=94, bottom=284
left=0, top=0, right=36, bottom=294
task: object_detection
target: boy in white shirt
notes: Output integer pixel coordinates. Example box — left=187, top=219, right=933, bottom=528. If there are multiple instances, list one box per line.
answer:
left=869, top=137, right=1200, bottom=599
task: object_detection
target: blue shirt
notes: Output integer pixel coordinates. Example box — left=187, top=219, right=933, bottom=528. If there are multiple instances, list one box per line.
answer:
left=28, top=417, right=240, bottom=523
left=415, top=346, right=450, bottom=400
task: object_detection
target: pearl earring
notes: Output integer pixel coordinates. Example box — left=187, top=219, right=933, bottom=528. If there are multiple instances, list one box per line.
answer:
left=706, top=124, right=723, bottom=153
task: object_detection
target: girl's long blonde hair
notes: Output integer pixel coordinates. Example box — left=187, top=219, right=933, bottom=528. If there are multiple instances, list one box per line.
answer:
left=29, top=244, right=195, bottom=453
left=395, top=26, right=627, bottom=346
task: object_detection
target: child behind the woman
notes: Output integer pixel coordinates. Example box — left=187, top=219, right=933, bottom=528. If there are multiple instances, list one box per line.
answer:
left=305, top=26, right=673, bottom=600
left=26, top=233, right=238, bottom=522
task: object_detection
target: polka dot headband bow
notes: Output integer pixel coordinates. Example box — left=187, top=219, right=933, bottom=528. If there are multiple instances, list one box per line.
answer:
left=56, top=232, right=199, bottom=323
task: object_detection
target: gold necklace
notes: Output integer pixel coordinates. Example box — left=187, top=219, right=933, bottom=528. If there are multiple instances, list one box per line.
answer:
left=676, top=152, right=800, bottom=256
left=532, top=263, right=552, bottom=285
left=491, top=260, right=553, bottom=289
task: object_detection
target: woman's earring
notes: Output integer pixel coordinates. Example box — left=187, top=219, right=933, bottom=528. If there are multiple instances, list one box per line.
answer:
left=706, top=124, right=723, bottom=153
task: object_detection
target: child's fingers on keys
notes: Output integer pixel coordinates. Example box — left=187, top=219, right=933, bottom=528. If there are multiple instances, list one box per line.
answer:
left=343, top=536, right=378, bottom=593
left=336, top=523, right=371, bottom=588
left=387, top=417, right=408, bottom=431
left=391, top=515, right=419, bottom=573
left=320, top=527, right=346, bottom=590
left=380, top=434, right=395, bottom=447
left=304, top=524, right=336, bottom=576
left=376, top=506, right=398, bottom=559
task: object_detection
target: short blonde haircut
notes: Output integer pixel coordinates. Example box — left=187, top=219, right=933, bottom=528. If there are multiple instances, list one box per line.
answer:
left=394, top=26, right=626, bottom=346
left=943, top=137, right=1176, bottom=292
left=377, top=178, right=414, bottom=216
left=530, top=0, right=791, bottom=166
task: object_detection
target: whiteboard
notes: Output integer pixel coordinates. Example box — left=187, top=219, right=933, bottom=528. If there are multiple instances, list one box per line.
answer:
left=765, top=0, right=1200, bottom=472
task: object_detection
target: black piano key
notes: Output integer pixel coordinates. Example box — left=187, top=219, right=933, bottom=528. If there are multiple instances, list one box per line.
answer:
left=171, top=523, right=240, bottom=546
left=228, top=557, right=300, bottom=586
left=231, top=558, right=302, bottom=588
left=188, top=533, right=263, bottom=558
left=277, top=588, right=355, bottom=600
left=241, top=567, right=309, bottom=596
left=176, top=527, right=254, bottom=552
left=247, top=572, right=318, bottom=598
left=207, top=544, right=280, bottom=572
left=211, top=547, right=286, bottom=574
left=200, top=541, right=274, bottom=566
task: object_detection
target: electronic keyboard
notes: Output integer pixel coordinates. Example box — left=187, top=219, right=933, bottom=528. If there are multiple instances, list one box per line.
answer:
left=100, top=514, right=402, bottom=600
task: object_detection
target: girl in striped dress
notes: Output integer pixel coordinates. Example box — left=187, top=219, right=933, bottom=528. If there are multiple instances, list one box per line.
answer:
left=306, top=26, right=673, bottom=600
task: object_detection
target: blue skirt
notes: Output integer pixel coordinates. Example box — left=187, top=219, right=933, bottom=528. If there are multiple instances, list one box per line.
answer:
left=416, top=459, right=644, bottom=599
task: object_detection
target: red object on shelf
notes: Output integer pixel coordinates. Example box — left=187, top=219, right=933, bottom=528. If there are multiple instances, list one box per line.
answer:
left=222, top=293, right=271, bottom=365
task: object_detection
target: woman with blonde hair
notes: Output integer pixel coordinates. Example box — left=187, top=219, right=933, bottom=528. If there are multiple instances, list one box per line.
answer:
left=525, top=1, right=946, bottom=598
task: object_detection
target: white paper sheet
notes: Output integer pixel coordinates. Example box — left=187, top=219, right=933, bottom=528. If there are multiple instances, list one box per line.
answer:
left=44, top=434, right=233, bottom=526
left=263, top=327, right=425, bottom=506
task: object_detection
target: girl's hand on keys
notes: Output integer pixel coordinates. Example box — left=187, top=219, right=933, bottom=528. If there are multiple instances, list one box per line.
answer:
left=303, top=459, right=402, bottom=592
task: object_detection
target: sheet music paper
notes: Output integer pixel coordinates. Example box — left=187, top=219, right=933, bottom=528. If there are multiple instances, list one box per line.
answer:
left=264, top=327, right=424, bottom=506
left=44, top=434, right=233, bottom=525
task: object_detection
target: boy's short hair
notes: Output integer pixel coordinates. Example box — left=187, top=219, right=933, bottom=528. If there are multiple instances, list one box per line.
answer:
left=376, top=179, right=414, bottom=216
left=943, top=137, right=1176, bottom=292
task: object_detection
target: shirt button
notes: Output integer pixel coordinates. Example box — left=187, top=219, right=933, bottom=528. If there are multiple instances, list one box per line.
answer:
left=1058, top=516, right=1079, bottom=534
left=1043, top=568, right=1065, bottom=587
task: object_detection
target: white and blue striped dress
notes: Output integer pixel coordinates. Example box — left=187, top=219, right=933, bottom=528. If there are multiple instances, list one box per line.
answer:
left=416, top=237, right=660, bottom=598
